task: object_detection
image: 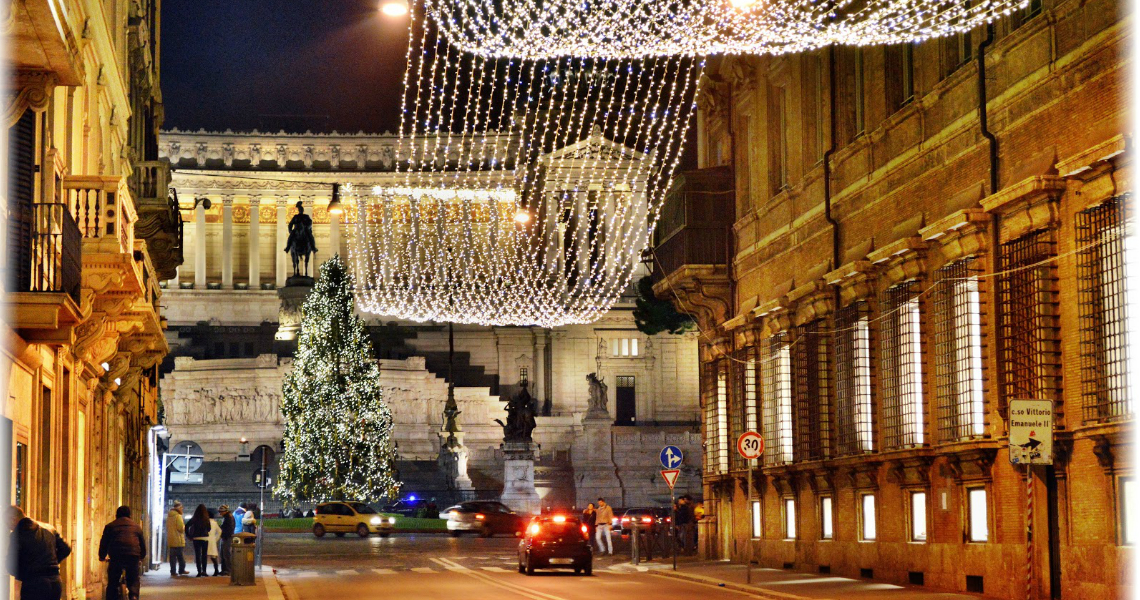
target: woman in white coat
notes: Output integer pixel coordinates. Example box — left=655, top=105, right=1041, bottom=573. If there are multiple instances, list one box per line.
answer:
left=207, top=516, right=223, bottom=576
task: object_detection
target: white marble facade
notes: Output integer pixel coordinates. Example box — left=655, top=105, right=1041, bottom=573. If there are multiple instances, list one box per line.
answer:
left=159, top=130, right=703, bottom=509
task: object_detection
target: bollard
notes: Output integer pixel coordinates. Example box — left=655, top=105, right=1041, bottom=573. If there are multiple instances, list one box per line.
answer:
left=630, top=522, right=640, bottom=565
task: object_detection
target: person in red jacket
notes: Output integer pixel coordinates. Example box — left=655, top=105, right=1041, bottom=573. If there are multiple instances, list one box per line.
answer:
left=98, top=505, right=146, bottom=600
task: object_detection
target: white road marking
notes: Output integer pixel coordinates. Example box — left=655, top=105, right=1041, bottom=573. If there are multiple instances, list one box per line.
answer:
left=336, top=569, right=357, bottom=576
left=480, top=566, right=510, bottom=572
left=411, top=567, right=437, bottom=573
left=371, top=568, right=396, bottom=575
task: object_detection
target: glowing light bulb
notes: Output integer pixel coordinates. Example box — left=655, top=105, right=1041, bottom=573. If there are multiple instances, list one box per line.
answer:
left=513, top=210, right=531, bottom=224
left=380, top=0, right=408, bottom=17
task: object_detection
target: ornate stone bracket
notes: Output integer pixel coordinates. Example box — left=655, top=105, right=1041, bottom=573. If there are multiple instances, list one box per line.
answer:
left=938, top=446, right=999, bottom=483
left=653, top=265, right=731, bottom=334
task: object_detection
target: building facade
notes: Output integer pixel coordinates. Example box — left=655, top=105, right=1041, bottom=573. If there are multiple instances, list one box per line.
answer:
left=656, top=0, right=1130, bottom=598
left=156, top=129, right=703, bottom=513
left=4, top=0, right=180, bottom=597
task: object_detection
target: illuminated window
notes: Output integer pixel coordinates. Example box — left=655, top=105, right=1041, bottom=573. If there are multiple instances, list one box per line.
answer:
left=717, top=365, right=730, bottom=473
left=821, top=497, right=834, bottom=540
left=861, top=494, right=877, bottom=541
left=762, top=334, right=794, bottom=465
left=836, top=303, right=874, bottom=455
left=934, top=258, right=986, bottom=441
left=911, top=492, right=927, bottom=542
left=612, top=338, right=641, bottom=357
left=784, top=498, right=797, bottom=539
left=752, top=501, right=762, bottom=539
left=1121, top=478, right=1136, bottom=546
left=968, top=488, right=989, bottom=542
left=882, top=282, right=925, bottom=448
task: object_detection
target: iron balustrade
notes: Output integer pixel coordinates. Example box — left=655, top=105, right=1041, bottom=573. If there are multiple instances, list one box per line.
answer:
left=28, top=203, right=82, bottom=302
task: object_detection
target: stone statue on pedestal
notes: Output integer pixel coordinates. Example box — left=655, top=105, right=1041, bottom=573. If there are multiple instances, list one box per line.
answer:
left=586, top=372, right=609, bottom=417
left=495, top=381, right=537, bottom=442
left=284, top=200, right=317, bottom=280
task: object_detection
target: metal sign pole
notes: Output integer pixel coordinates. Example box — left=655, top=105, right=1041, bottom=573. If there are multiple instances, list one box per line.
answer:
left=746, top=462, right=753, bottom=584
left=1026, top=464, right=1033, bottom=600
left=256, top=452, right=266, bottom=570
left=671, top=487, right=677, bottom=571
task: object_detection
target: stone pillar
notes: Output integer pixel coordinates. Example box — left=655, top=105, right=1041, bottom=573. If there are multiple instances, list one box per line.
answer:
left=329, top=203, right=341, bottom=261
left=500, top=442, right=541, bottom=516
left=276, top=197, right=288, bottom=287
left=221, top=194, right=234, bottom=289
left=573, top=411, right=623, bottom=509
left=248, top=196, right=261, bottom=289
left=194, top=199, right=207, bottom=288
left=170, top=265, right=180, bottom=288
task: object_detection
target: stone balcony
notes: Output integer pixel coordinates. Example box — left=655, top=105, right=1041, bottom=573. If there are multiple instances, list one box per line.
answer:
left=130, top=159, right=183, bottom=280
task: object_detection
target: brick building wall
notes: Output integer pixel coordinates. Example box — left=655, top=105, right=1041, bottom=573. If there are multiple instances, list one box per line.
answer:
left=660, top=0, right=1131, bottom=598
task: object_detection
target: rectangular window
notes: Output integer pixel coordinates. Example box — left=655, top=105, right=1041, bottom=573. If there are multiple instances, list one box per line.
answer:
left=794, top=320, right=832, bottom=460
left=821, top=497, right=834, bottom=540
left=769, top=85, right=789, bottom=193
left=730, top=353, right=748, bottom=471
left=703, top=363, right=721, bottom=475
left=854, top=49, right=865, bottom=136
left=934, top=258, right=987, bottom=441
left=14, top=442, right=26, bottom=510
left=784, top=498, right=797, bottom=539
left=613, top=338, right=620, bottom=357
left=613, top=338, right=640, bottom=357
left=717, top=363, right=730, bottom=473
left=968, top=488, right=989, bottom=542
left=886, top=44, right=915, bottom=113
left=1077, top=197, right=1132, bottom=422
left=745, top=347, right=759, bottom=433
left=621, top=338, right=630, bottom=357
left=762, top=334, right=794, bottom=464
left=752, top=500, right=762, bottom=539
left=998, top=230, right=1059, bottom=414
left=881, top=282, right=926, bottom=449
left=1009, top=0, right=1042, bottom=30
left=911, top=492, right=928, bottom=542
left=836, top=302, right=874, bottom=455
left=631, top=338, right=639, bottom=356
left=1122, top=478, right=1136, bottom=546
left=615, top=375, right=636, bottom=426
left=861, top=494, right=877, bottom=541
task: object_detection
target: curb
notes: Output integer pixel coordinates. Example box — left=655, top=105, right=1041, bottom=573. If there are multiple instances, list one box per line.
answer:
left=651, top=569, right=815, bottom=600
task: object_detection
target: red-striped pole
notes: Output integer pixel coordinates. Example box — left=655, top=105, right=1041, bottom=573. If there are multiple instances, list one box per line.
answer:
left=1026, top=465, right=1034, bottom=600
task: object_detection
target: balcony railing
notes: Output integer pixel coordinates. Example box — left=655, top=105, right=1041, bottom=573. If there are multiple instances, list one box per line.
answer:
left=131, top=160, right=170, bottom=201
left=28, top=203, right=82, bottom=302
left=654, top=167, right=734, bottom=276
left=64, top=175, right=136, bottom=254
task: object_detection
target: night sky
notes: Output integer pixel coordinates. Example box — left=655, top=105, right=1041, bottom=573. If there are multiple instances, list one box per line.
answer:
left=161, top=1, right=411, bottom=134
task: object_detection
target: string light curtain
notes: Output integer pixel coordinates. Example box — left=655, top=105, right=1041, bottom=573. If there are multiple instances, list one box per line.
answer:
left=422, top=0, right=1035, bottom=59
left=348, top=3, right=702, bottom=327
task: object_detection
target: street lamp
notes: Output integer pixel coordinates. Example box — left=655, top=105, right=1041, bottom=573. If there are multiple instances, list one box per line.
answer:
left=379, top=0, right=408, bottom=17
left=328, top=183, right=344, bottom=215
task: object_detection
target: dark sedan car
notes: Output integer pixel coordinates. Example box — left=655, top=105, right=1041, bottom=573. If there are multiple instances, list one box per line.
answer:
left=616, top=507, right=672, bottom=535
left=518, top=515, right=592, bottom=575
left=445, top=501, right=527, bottom=537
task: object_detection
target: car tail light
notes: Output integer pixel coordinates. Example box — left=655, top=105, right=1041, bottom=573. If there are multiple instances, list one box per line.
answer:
left=553, top=515, right=567, bottom=523
left=527, top=523, right=541, bottom=537
left=581, top=524, right=589, bottom=538
left=475, top=513, right=486, bottom=520
left=641, top=516, right=653, bottom=524
left=621, top=516, right=629, bottom=523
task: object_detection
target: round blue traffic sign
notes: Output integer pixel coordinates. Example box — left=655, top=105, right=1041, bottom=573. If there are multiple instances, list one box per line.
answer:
left=660, top=445, right=684, bottom=469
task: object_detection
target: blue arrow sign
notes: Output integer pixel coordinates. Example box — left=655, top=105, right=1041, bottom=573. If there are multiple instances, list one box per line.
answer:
left=660, top=445, right=684, bottom=469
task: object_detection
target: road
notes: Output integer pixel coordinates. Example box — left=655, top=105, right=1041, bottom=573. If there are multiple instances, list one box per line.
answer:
left=263, top=532, right=737, bottom=600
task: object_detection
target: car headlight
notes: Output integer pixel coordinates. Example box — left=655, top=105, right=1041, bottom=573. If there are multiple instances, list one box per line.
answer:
left=388, top=517, right=397, bottom=525
left=371, top=516, right=382, bottom=525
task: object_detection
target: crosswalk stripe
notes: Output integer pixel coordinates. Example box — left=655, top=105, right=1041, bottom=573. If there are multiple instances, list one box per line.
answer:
left=481, top=566, right=510, bottom=572
left=372, top=568, right=396, bottom=575
left=410, top=567, right=437, bottom=573
left=336, top=569, right=357, bottom=576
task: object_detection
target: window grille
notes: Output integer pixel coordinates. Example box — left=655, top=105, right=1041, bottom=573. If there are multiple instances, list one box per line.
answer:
left=794, top=320, right=832, bottom=461
left=702, top=362, right=719, bottom=475
left=881, top=281, right=926, bottom=449
left=716, top=361, right=730, bottom=473
left=835, top=302, right=875, bottom=455
left=934, top=258, right=987, bottom=442
left=762, top=334, right=793, bottom=465
left=997, top=230, right=1059, bottom=413
left=1078, top=196, right=1133, bottom=422
left=730, top=351, right=749, bottom=471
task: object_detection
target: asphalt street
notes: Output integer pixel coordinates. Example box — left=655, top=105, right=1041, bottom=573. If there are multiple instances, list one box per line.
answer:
left=263, top=532, right=738, bottom=600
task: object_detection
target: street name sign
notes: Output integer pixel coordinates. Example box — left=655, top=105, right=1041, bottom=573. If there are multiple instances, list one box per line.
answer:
left=1009, top=399, right=1053, bottom=465
left=737, top=431, right=764, bottom=460
left=661, top=469, right=680, bottom=489
left=660, top=445, right=684, bottom=469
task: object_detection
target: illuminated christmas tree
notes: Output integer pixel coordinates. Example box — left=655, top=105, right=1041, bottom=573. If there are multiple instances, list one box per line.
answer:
left=276, top=254, right=401, bottom=504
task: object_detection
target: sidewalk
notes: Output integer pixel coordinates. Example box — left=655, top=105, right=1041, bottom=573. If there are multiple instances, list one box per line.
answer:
left=652, top=561, right=993, bottom=600
left=139, top=567, right=285, bottom=600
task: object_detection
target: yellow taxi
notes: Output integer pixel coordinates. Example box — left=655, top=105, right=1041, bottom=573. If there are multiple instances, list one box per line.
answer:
left=312, top=501, right=396, bottom=538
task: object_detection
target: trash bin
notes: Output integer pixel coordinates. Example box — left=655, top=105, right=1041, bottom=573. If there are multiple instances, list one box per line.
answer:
left=231, top=532, right=257, bottom=586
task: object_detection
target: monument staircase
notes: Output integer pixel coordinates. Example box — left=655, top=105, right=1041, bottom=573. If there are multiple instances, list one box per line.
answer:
left=368, top=324, right=501, bottom=395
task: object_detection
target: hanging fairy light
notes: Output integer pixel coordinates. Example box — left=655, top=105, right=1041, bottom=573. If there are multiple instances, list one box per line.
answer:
left=346, top=2, right=703, bottom=327
left=422, top=0, right=1034, bottom=59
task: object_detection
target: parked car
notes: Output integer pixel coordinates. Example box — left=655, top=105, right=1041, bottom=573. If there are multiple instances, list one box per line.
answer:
left=312, top=501, right=396, bottom=538
left=445, top=501, right=526, bottom=537
left=616, top=507, right=672, bottom=536
left=518, top=514, right=592, bottom=575
left=381, top=498, right=430, bottom=517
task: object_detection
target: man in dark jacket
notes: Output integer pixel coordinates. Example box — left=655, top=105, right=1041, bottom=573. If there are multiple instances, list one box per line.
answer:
left=98, top=505, right=146, bottom=600
left=7, top=505, right=71, bottom=600
left=218, top=505, right=235, bottom=576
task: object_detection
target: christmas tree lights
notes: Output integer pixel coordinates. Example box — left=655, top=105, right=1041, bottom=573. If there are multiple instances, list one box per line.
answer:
left=276, top=255, right=402, bottom=504
left=346, top=1, right=702, bottom=327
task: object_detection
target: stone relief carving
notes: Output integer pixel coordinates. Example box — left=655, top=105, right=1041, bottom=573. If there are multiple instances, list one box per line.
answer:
left=169, top=387, right=281, bottom=425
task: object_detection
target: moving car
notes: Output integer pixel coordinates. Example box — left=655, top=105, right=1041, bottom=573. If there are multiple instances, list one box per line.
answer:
left=616, top=507, right=672, bottom=535
left=518, top=514, right=592, bottom=575
left=444, top=501, right=526, bottom=537
left=312, top=502, right=396, bottom=538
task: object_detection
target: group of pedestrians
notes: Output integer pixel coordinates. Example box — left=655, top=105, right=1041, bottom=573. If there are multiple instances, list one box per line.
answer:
left=165, top=500, right=258, bottom=578
left=580, top=497, right=615, bottom=555
left=673, top=495, right=701, bottom=555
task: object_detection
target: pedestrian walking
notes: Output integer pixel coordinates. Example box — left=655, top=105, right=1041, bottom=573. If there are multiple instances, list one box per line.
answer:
left=581, top=504, right=597, bottom=541
left=242, top=504, right=258, bottom=533
left=218, top=505, right=235, bottom=576
left=97, top=505, right=145, bottom=600
left=165, top=501, right=188, bottom=576
left=207, top=514, right=222, bottom=576
left=594, top=498, right=614, bottom=555
left=232, top=504, right=247, bottom=535
left=675, top=496, right=694, bottom=555
left=7, top=505, right=71, bottom=600
left=185, top=504, right=212, bottom=577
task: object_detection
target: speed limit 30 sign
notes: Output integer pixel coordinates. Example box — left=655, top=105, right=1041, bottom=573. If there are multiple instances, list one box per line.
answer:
left=737, top=431, right=764, bottom=460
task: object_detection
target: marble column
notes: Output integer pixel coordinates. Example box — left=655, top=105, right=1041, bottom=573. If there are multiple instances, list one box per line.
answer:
left=248, top=196, right=261, bottom=289
left=170, top=266, right=180, bottom=288
left=276, top=197, right=288, bottom=287
left=221, top=194, right=234, bottom=288
left=194, top=199, right=206, bottom=288
left=329, top=202, right=341, bottom=261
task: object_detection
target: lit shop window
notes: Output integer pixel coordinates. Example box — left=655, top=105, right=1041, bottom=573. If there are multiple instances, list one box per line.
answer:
left=821, top=497, right=834, bottom=540
left=861, top=494, right=877, bottom=541
left=911, top=492, right=927, bottom=542
left=784, top=498, right=797, bottom=539
left=968, top=488, right=989, bottom=542
left=1122, top=478, right=1136, bottom=546
left=612, top=338, right=640, bottom=357
left=752, top=501, right=762, bottom=539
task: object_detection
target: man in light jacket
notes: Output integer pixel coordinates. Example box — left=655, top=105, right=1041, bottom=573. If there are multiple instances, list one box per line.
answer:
left=165, top=501, right=188, bottom=576
left=594, top=498, right=615, bottom=555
